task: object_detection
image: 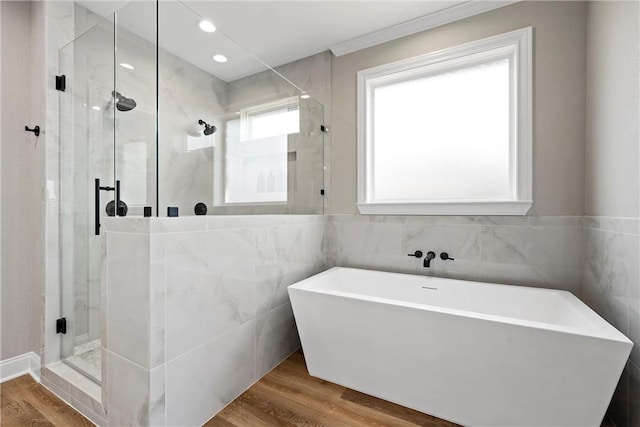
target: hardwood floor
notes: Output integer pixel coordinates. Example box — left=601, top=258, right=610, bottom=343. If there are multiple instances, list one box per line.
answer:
left=0, top=375, right=93, bottom=427
left=0, top=354, right=616, bottom=427
left=206, top=351, right=458, bottom=427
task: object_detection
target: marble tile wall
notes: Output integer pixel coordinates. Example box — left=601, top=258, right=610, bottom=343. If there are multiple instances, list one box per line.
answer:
left=583, top=217, right=640, bottom=427
left=103, top=225, right=154, bottom=426
left=102, top=212, right=640, bottom=426
left=103, top=215, right=328, bottom=426
left=156, top=36, right=227, bottom=216
left=328, top=215, right=584, bottom=295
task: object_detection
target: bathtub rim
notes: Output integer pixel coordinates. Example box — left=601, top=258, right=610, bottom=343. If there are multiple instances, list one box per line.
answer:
left=288, top=267, right=633, bottom=346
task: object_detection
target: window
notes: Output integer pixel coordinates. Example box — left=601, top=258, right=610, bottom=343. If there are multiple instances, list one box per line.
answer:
left=222, top=97, right=299, bottom=204
left=357, top=27, right=532, bottom=215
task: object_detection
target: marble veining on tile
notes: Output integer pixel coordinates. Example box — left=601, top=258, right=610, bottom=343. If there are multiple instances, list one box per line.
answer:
left=100, top=214, right=639, bottom=426
left=104, top=215, right=327, bottom=426
left=330, top=215, right=584, bottom=295
left=166, top=320, right=256, bottom=427
left=581, top=216, right=640, bottom=427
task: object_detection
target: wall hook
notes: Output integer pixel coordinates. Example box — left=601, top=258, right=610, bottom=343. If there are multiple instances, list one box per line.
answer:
left=25, top=125, right=40, bottom=137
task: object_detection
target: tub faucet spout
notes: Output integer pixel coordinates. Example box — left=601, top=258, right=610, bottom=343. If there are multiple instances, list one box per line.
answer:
left=423, top=251, right=436, bottom=268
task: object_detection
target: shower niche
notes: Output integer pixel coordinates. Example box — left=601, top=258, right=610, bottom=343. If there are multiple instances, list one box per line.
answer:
left=58, top=0, right=325, bottom=385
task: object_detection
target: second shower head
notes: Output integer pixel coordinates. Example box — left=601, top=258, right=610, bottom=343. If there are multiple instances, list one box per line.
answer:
left=111, top=91, right=137, bottom=112
left=198, top=119, right=217, bottom=136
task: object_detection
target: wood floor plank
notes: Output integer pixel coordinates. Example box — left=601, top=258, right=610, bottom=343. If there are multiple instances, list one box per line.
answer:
left=0, top=376, right=33, bottom=406
left=209, top=398, right=283, bottom=427
left=1, top=375, right=93, bottom=427
left=250, top=380, right=349, bottom=426
left=210, top=392, right=294, bottom=427
left=341, top=389, right=455, bottom=427
left=204, top=415, right=238, bottom=427
left=0, top=355, right=616, bottom=426
left=208, top=351, right=460, bottom=427
left=262, top=367, right=428, bottom=426
left=1, top=399, right=54, bottom=427
left=235, top=389, right=312, bottom=426
left=260, top=361, right=447, bottom=427
left=21, top=383, right=93, bottom=427
left=255, top=377, right=402, bottom=427
left=265, top=366, right=346, bottom=400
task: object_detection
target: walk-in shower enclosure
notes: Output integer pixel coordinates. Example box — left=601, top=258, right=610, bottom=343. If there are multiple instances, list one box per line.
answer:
left=56, top=0, right=324, bottom=389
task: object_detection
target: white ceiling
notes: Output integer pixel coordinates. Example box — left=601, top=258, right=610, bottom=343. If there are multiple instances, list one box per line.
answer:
left=77, top=1, right=511, bottom=82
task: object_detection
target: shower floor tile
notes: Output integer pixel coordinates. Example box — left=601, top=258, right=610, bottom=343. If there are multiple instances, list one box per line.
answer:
left=65, top=346, right=101, bottom=383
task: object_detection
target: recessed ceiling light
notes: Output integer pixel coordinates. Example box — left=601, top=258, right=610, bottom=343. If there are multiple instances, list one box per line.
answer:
left=300, top=93, right=310, bottom=99
left=213, top=54, right=228, bottom=63
left=120, top=63, right=135, bottom=70
left=92, top=105, right=101, bottom=111
left=197, top=19, right=216, bottom=33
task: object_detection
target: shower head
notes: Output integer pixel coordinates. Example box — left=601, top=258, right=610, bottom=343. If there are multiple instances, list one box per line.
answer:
left=198, top=119, right=217, bottom=136
left=111, top=91, right=137, bottom=112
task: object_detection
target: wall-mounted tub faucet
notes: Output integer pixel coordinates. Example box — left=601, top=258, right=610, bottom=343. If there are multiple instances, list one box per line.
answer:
left=423, top=251, right=436, bottom=268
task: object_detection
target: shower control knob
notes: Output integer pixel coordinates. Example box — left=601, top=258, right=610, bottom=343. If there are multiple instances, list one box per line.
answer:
left=194, top=202, right=207, bottom=215
left=106, top=199, right=128, bottom=217
left=440, top=252, right=455, bottom=261
left=408, top=250, right=423, bottom=258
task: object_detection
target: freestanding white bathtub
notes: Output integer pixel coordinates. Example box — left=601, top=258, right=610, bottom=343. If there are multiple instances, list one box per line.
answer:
left=288, top=267, right=632, bottom=427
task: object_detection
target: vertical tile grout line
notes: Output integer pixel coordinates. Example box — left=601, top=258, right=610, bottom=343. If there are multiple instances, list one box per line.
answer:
left=148, top=232, right=152, bottom=424
left=104, top=233, right=109, bottom=421
left=163, top=230, right=167, bottom=425
left=253, top=226, right=258, bottom=385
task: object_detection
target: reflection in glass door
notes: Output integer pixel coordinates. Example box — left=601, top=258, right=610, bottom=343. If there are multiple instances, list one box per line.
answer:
left=58, top=19, right=115, bottom=384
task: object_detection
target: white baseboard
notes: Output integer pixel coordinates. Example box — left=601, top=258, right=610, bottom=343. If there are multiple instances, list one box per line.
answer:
left=1, top=352, right=41, bottom=383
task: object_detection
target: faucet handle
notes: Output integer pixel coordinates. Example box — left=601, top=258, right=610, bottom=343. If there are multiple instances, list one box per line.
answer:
left=407, top=250, right=423, bottom=258
left=440, top=252, right=454, bottom=261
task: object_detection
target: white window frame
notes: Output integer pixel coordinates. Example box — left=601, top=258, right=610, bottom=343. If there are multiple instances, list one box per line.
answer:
left=240, top=96, right=299, bottom=142
left=356, top=27, right=533, bottom=215
left=215, top=96, right=299, bottom=207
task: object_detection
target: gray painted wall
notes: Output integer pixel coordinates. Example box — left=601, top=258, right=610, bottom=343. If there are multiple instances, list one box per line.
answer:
left=0, top=0, right=33, bottom=361
left=329, top=1, right=588, bottom=216
left=585, top=1, right=640, bottom=218
left=30, top=0, right=46, bottom=364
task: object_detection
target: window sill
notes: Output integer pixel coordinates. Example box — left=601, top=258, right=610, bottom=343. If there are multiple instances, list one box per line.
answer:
left=357, top=200, right=532, bottom=216
left=218, top=201, right=288, bottom=207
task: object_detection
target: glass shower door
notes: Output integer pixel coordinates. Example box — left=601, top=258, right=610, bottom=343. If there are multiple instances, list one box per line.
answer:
left=59, top=19, right=116, bottom=384
left=113, top=0, right=158, bottom=217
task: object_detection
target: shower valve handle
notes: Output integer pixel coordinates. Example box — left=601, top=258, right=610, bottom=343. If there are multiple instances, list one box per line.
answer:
left=440, top=252, right=455, bottom=261
left=408, top=250, right=423, bottom=258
